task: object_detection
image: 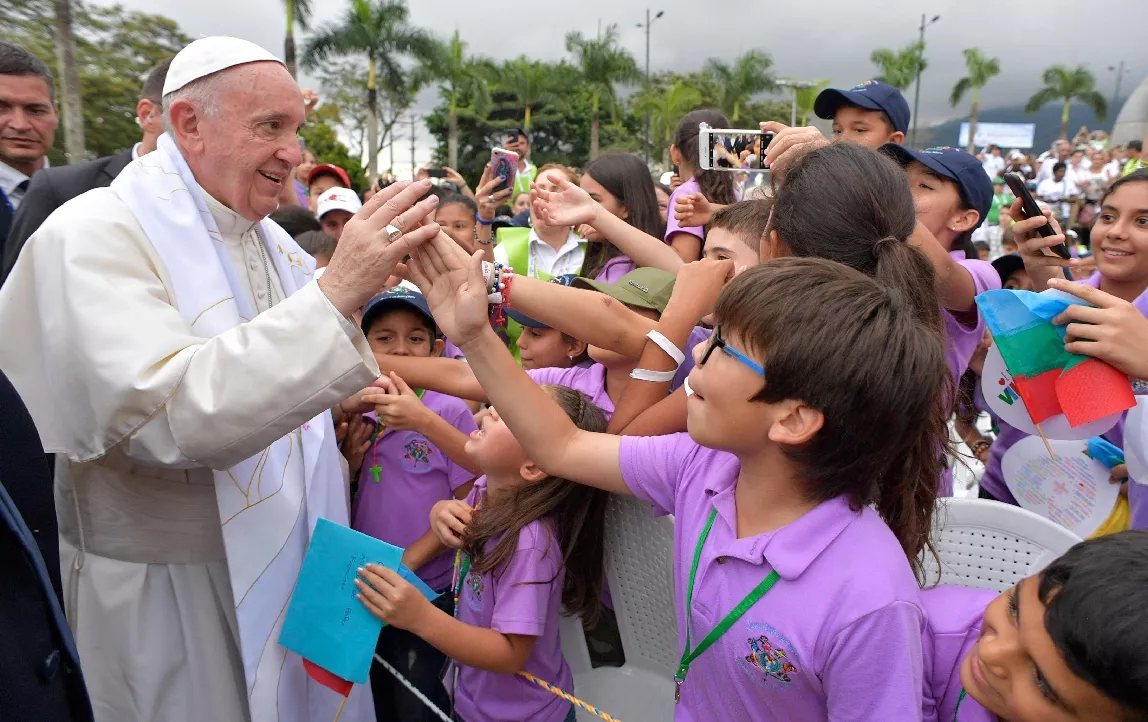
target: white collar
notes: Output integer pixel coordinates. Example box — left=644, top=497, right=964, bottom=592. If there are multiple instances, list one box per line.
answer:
left=0, top=160, right=31, bottom=198
left=201, top=186, right=260, bottom=236
left=528, top=226, right=584, bottom=255
left=132, top=143, right=142, bottom=161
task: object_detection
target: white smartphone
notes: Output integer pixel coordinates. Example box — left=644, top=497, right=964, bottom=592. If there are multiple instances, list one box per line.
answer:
left=698, top=122, right=775, bottom=172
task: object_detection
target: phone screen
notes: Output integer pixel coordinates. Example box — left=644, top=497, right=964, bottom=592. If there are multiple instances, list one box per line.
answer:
left=427, top=168, right=447, bottom=178
left=704, top=130, right=774, bottom=171
left=490, top=150, right=518, bottom=194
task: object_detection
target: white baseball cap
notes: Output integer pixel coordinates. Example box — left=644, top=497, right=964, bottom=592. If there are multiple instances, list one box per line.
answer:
left=317, top=187, right=363, bottom=219
left=163, top=36, right=282, bottom=97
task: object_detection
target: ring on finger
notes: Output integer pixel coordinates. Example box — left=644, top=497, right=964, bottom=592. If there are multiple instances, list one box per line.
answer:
left=385, top=224, right=402, bottom=242
left=488, top=194, right=496, bottom=203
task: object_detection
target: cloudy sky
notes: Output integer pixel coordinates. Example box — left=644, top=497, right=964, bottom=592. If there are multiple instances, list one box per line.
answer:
left=95, top=0, right=1146, bottom=171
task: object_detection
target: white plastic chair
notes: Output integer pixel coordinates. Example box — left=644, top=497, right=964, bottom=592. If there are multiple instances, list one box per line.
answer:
left=922, top=497, right=1082, bottom=593
left=560, top=495, right=679, bottom=722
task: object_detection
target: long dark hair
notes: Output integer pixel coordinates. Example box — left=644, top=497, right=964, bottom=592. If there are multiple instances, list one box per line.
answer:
left=674, top=109, right=737, bottom=207
left=1098, top=167, right=1148, bottom=206
left=581, top=153, right=666, bottom=280
left=715, top=259, right=949, bottom=579
left=768, top=143, right=946, bottom=338
left=462, top=385, right=610, bottom=623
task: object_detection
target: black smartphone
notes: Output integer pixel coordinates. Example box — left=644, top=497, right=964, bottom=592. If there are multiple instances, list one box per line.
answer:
left=1003, top=172, right=1070, bottom=259
left=671, top=164, right=679, bottom=177
left=426, top=168, right=447, bottom=178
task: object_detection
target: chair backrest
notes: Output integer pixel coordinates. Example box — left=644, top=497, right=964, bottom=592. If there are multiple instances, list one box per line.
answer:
left=922, top=497, right=1082, bottom=593
left=603, top=494, right=680, bottom=677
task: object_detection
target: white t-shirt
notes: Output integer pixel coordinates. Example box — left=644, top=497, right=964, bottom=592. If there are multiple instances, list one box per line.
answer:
left=981, top=154, right=1005, bottom=180
left=1036, top=177, right=1079, bottom=202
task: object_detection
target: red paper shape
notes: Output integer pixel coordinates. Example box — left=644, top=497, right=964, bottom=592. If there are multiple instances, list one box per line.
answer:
left=304, top=658, right=353, bottom=697
left=1056, top=358, right=1136, bottom=428
left=1013, top=370, right=1063, bottom=424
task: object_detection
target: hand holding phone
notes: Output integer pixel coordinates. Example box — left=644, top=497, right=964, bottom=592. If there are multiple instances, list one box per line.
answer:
left=490, top=148, right=519, bottom=195
left=697, top=123, right=775, bottom=172
left=1003, top=172, right=1070, bottom=259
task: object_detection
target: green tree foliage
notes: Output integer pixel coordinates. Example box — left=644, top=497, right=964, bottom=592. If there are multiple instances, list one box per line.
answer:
left=1, top=0, right=191, bottom=162
left=870, top=42, right=927, bottom=90
left=704, top=50, right=775, bottom=122
left=950, top=48, right=1001, bottom=152
left=300, top=104, right=369, bottom=191
left=1024, top=65, right=1108, bottom=140
left=564, top=24, right=640, bottom=160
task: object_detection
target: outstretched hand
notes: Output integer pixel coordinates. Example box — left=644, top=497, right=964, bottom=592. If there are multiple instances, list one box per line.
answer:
left=404, top=232, right=491, bottom=348
left=674, top=192, right=714, bottom=227
left=1047, top=278, right=1148, bottom=379
left=531, top=177, right=597, bottom=228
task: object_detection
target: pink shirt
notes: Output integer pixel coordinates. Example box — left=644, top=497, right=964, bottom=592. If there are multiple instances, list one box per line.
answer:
left=921, top=585, right=997, bottom=722
left=619, top=433, right=927, bottom=721
left=350, top=391, right=477, bottom=592
left=453, top=476, right=572, bottom=722
left=665, top=177, right=704, bottom=244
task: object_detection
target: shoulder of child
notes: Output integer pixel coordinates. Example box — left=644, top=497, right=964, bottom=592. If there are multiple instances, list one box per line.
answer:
left=423, top=389, right=478, bottom=427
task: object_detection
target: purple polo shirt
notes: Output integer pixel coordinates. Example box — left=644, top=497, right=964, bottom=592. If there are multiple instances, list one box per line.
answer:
left=921, top=585, right=998, bottom=722
left=945, top=259, right=1001, bottom=386
left=454, top=477, right=572, bottom=722
left=595, top=254, right=638, bottom=283
left=1079, top=273, right=1148, bottom=528
left=619, top=433, right=927, bottom=721
left=527, top=364, right=614, bottom=418
left=665, top=177, right=704, bottom=245
left=442, top=338, right=467, bottom=361
left=674, top=326, right=714, bottom=392
left=350, top=391, right=477, bottom=592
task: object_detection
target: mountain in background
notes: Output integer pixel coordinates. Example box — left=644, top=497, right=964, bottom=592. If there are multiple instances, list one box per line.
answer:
left=917, top=95, right=1131, bottom=152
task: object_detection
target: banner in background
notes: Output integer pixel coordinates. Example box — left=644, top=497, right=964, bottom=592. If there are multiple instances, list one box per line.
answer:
left=959, top=122, right=1037, bottom=149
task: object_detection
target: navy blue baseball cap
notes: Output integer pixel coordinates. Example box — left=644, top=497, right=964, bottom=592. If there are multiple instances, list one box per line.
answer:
left=361, top=285, right=436, bottom=335
left=814, top=80, right=911, bottom=134
left=504, top=274, right=579, bottom=329
left=880, top=144, right=994, bottom=231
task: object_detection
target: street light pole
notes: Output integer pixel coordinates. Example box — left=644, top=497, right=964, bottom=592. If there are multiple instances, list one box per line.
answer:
left=776, top=79, right=815, bottom=127
left=910, top=13, right=940, bottom=148
left=637, top=9, right=664, bottom=166
left=1109, top=61, right=1129, bottom=128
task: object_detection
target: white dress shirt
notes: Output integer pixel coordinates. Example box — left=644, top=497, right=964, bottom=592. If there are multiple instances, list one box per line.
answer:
left=494, top=227, right=586, bottom=278
left=0, top=158, right=47, bottom=210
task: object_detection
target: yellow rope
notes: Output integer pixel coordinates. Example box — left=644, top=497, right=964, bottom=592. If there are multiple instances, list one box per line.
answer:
left=516, top=671, right=624, bottom=722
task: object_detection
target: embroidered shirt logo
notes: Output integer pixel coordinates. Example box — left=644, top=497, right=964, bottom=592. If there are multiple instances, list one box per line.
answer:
left=1132, top=377, right=1147, bottom=394
left=465, top=572, right=485, bottom=611
left=403, top=438, right=433, bottom=466
left=737, top=622, right=800, bottom=688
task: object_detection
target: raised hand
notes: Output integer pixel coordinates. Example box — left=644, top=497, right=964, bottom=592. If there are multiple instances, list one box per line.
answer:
left=664, top=259, right=736, bottom=323
left=404, top=233, right=490, bottom=348
left=1047, top=278, right=1148, bottom=379
left=531, top=177, right=597, bottom=228
left=430, top=499, right=473, bottom=548
left=475, top=164, right=512, bottom=222
left=674, top=192, right=714, bottom=227
left=339, top=413, right=376, bottom=475
left=362, top=372, right=432, bottom=432
left=319, top=180, right=441, bottom=317
left=761, top=121, right=829, bottom=181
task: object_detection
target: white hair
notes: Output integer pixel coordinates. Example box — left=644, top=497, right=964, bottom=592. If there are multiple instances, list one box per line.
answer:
left=161, top=71, right=229, bottom=133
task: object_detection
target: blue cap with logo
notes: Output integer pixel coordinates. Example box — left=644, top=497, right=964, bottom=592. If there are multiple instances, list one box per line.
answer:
left=880, top=144, right=994, bottom=231
left=361, top=285, right=436, bottom=335
left=505, top=274, right=579, bottom=329
left=814, top=80, right=911, bottom=134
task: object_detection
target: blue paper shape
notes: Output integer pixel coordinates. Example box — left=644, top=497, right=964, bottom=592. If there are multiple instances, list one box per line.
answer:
left=976, top=288, right=1093, bottom=340
left=278, top=518, right=403, bottom=684
left=1086, top=437, right=1125, bottom=470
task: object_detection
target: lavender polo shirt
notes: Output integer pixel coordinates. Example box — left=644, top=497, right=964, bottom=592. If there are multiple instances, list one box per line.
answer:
left=921, top=585, right=998, bottom=722
left=619, top=434, right=927, bottom=721
left=945, top=259, right=1001, bottom=386
left=350, top=391, right=477, bottom=592
left=453, top=477, right=572, bottom=722
left=527, top=364, right=614, bottom=417
left=595, top=254, right=638, bottom=283
left=665, top=177, right=704, bottom=245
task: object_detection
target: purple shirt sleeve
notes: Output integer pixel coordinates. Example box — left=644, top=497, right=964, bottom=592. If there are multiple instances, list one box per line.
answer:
left=664, top=178, right=704, bottom=244
left=618, top=433, right=700, bottom=515
left=444, top=402, right=478, bottom=492
left=824, top=602, right=925, bottom=721
left=489, top=524, right=562, bottom=637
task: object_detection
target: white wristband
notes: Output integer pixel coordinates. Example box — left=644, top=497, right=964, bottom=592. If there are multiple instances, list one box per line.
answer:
left=683, top=376, right=695, bottom=397
left=630, top=368, right=677, bottom=383
left=646, top=330, right=685, bottom=367
left=481, top=261, right=494, bottom=292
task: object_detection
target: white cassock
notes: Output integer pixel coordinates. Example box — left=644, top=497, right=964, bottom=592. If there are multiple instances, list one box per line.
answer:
left=0, top=139, right=380, bottom=722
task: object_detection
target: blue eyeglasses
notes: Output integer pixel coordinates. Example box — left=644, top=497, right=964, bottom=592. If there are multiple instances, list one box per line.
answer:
left=699, top=326, right=766, bottom=377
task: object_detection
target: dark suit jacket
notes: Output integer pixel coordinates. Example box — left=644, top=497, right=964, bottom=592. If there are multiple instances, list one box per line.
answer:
left=0, top=369, right=94, bottom=722
left=1, top=148, right=134, bottom=285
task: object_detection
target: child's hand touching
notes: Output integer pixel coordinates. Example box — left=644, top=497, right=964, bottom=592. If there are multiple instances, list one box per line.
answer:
left=363, top=372, right=432, bottom=432
left=674, top=192, right=714, bottom=227
left=404, top=234, right=490, bottom=347
left=1048, top=278, right=1148, bottom=379
left=356, top=564, right=432, bottom=632
left=430, top=499, right=473, bottom=548
left=663, top=259, right=736, bottom=324
left=339, top=413, right=375, bottom=475
left=531, top=178, right=598, bottom=228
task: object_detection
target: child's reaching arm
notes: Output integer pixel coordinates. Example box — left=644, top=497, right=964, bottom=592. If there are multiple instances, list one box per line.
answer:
left=532, top=178, right=684, bottom=273
left=907, top=221, right=979, bottom=312
left=373, top=355, right=487, bottom=402
left=617, top=388, right=689, bottom=437
left=357, top=565, right=536, bottom=674
left=401, top=529, right=446, bottom=572
left=405, top=236, right=630, bottom=496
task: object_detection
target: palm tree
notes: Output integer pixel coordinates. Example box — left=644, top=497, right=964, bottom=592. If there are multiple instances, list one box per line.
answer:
left=704, top=50, right=775, bottom=122
left=509, top=57, right=552, bottom=132
left=429, top=31, right=490, bottom=169
left=302, top=0, right=436, bottom=182
left=1024, top=65, right=1108, bottom=140
left=565, top=24, right=640, bottom=160
left=870, top=42, right=926, bottom=90
left=282, top=0, right=313, bottom=79
left=950, top=49, right=1001, bottom=152
left=634, top=80, right=702, bottom=169
left=792, top=79, right=830, bottom=126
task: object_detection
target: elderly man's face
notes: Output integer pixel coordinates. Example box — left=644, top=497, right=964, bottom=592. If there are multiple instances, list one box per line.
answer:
left=187, top=63, right=304, bottom=220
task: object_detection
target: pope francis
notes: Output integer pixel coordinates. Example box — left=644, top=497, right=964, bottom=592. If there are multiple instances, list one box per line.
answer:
left=0, top=37, right=443, bottom=722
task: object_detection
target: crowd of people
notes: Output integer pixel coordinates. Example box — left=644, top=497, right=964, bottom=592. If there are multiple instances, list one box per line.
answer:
left=1, top=34, right=1148, bottom=722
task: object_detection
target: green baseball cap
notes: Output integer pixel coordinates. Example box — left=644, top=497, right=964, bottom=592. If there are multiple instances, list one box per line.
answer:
left=571, top=267, right=676, bottom=313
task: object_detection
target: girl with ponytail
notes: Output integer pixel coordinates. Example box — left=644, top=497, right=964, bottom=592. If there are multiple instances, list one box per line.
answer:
left=664, top=109, right=738, bottom=263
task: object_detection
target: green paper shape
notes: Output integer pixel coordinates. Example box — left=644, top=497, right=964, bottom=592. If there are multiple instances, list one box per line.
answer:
left=994, top=323, right=1074, bottom=377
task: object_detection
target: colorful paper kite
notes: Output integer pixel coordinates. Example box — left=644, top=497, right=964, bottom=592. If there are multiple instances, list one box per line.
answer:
left=975, top=288, right=1135, bottom=427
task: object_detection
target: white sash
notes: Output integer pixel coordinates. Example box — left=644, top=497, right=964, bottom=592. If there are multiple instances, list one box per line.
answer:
left=111, top=134, right=370, bottom=721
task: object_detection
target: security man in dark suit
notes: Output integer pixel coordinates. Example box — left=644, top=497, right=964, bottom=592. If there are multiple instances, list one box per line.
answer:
left=1, top=57, right=172, bottom=284
left=0, top=366, right=94, bottom=721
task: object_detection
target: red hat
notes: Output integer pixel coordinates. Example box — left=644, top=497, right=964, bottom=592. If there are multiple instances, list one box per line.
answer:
left=306, top=163, right=351, bottom=188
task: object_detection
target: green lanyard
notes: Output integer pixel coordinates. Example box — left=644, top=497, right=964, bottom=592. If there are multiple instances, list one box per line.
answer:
left=953, top=689, right=966, bottom=721
left=674, top=507, right=781, bottom=703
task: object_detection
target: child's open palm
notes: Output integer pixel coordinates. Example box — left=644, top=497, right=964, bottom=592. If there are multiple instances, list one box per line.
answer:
left=404, top=233, right=489, bottom=347
left=356, top=564, right=431, bottom=631
left=531, top=178, right=597, bottom=228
